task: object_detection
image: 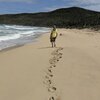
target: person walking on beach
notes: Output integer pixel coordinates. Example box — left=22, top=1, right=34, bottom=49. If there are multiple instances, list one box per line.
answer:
left=50, top=25, right=58, bottom=47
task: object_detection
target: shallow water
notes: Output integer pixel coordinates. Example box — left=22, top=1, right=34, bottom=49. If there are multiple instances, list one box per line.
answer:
left=0, top=24, right=50, bottom=50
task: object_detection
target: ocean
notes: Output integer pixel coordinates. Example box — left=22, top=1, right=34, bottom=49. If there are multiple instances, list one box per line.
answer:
left=0, top=24, right=50, bottom=50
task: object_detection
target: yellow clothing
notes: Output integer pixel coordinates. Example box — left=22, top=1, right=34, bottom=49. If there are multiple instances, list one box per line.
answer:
left=51, top=29, right=58, bottom=38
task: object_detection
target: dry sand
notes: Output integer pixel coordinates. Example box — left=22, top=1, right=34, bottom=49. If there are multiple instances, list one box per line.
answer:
left=0, top=29, right=100, bottom=100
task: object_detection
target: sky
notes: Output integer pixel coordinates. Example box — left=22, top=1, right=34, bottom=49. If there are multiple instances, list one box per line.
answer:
left=0, top=0, right=100, bottom=14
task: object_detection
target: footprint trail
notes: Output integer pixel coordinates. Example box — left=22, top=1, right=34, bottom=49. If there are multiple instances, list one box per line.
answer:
left=43, top=47, right=63, bottom=100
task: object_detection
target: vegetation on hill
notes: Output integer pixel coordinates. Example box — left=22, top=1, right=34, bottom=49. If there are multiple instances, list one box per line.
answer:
left=0, top=7, right=100, bottom=29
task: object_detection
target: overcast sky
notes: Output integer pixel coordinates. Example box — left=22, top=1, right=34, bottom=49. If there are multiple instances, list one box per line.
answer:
left=0, top=0, right=100, bottom=14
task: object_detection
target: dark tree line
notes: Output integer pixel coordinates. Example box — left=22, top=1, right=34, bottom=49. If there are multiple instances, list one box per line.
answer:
left=0, top=7, right=100, bottom=29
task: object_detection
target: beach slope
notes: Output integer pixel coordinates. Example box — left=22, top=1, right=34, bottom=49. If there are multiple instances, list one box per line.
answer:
left=0, top=29, right=100, bottom=100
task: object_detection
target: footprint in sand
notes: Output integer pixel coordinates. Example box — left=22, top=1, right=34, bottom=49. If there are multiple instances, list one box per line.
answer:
left=48, top=69, right=52, bottom=73
left=51, top=49, right=59, bottom=55
left=56, top=56, right=62, bottom=60
left=50, top=65, right=56, bottom=68
left=56, top=52, right=63, bottom=57
left=48, top=86, right=57, bottom=93
left=59, top=56, right=62, bottom=59
left=49, top=57, right=61, bottom=64
left=46, top=71, right=53, bottom=77
left=45, top=75, right=50, bottom=79
left=59, top=52, right=63, bottom=56
left=49, top=95, right=61, bottom=100
left=51, top=48, right=63, bottom=55
left=49, top=59, right=57, bottom=64
left=49, top=96, right=55, bottom=100
left=47, top=80, right=52, bottom=84
left=43, top=79, right=52, bottom=86
left=51, top=51, right=58, bottom=56
left=49, top=60, right=55, bottom=64
left=44, top=75, right=52, bottom=84
left=49, top=74, right=53, bottom=77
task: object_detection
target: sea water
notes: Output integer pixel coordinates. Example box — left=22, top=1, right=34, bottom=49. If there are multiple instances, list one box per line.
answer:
left=0, top=24, right=50, bottom=50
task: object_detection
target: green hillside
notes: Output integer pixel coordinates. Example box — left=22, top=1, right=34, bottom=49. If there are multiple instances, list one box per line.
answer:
left=0, top=7, right=100, bottom=28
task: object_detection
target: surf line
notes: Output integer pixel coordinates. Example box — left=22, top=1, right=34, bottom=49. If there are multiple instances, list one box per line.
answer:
left=43, top=47, right=63, bottom=100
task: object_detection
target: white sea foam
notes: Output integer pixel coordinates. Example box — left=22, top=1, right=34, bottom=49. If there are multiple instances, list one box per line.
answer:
left=0, top=34, right=21, bottom=42
left=0, top=24, right=50, bottom=50
left=0, top=25, right=50, bottom=41
left=20, top=31, right=35, bottom=35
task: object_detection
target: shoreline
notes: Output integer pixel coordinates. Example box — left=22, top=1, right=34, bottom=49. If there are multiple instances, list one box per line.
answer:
left=0, top=44, right=24, bottom=52
left=0, top=32, right=47, bottom=52
left=0, top=28, right=100, bottom=100
left=0, top=27, right=99, bottom=52
left=0, top=25, right=50, bottom=51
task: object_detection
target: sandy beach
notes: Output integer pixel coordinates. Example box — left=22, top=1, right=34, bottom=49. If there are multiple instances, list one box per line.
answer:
left=0, top=28, right=100, bottom=100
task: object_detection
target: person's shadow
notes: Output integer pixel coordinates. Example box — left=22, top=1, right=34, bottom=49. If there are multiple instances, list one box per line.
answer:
left=38, top=46, right=58, bottom=49
left=38, top=46, right=52, bottom=49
